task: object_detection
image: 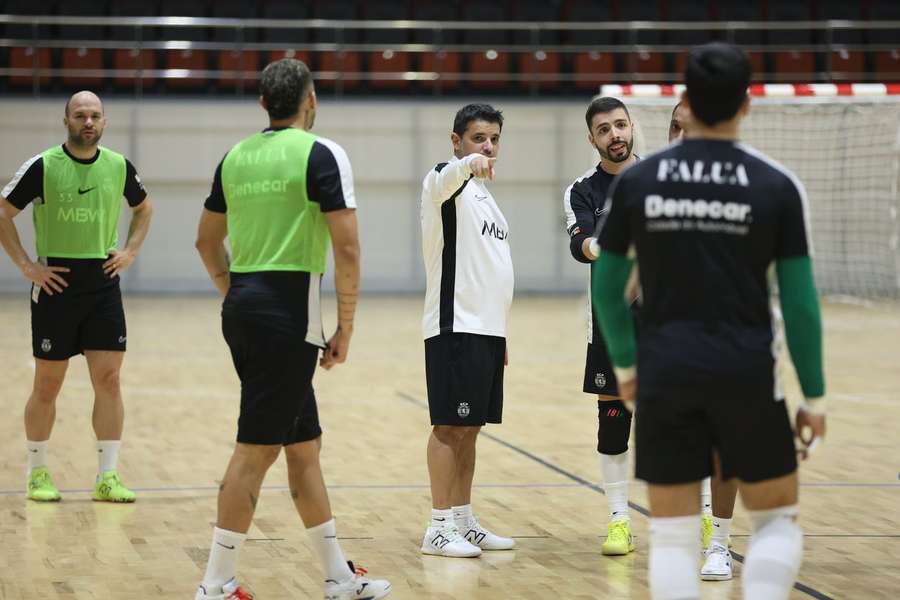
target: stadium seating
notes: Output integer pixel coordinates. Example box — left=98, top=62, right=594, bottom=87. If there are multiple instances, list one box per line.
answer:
left=363, top=0, right=410, bottom=90
left=565, top=0, right=616, bottom=90
left=619, top=0, right=665, bottom=77
left=513, top=0, right=563, bottom=91
left=0, top=0, right=893, bottom=94
left=462, top=1, right=511, bottom=90
left=870, top=0, right=900, bottom=81
left=313, top=0, right=362, bottom=91
left=818, top=0, right=865, bottom=79
left=160, top=0, right=210, bottom=91
left=768, top=0, right=815, bottom=80
left=5, top=0, right=54, bottom=88
left=715, top=0, right=765, bottom=77
left=669, top=0, right=712, bottom=75
left=110, top=0, right=158, bottom=89
left=57, top=0, right=107, bottom=88
left=261, top=0, right=312, bottom=75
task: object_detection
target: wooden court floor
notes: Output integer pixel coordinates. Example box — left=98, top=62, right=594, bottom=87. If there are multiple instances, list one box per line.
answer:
left=0, top=294, right=897, bottom=599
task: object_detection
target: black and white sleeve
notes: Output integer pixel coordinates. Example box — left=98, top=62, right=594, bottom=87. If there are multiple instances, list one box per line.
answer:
left=123, top=159, right=148, bottom=207
left=1, top=155, right=44, bottom=210
left=204, top=156, right=228, bottom=214
left=306, top=138, right=357, bottom=212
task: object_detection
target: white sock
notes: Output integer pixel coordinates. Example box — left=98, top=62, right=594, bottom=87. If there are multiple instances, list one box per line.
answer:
left=96, top=440, right=120, bottom=475
left=700, top=477, right=712, bottom=515
left=431, top=508, right=453, bottom=529
left=599, top=451, right=630, bottom=522
left=452, top=504, right=474, bottom=528
left=712, top=517, right=732, bottom=547
left=202, top=527, right=246, bottom=589
left=307, top=518, right=353, bottom=583
left=27, top=440, right=48, bottom=471
left=649, top=515, right=701, bottom=600
left=743, top=505, right=803, bottom=600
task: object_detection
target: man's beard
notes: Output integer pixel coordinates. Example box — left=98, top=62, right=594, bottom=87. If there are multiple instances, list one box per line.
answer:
left=598, top=138, right=633, bottom=163
left=68, top=127, right=102, bottom=149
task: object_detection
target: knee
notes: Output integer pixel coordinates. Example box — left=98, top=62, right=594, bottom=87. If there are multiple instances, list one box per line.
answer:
left=91, top=369, right=121, bottom=395
left=235, top=443, right=282, bottom=472
left=284, top=437, right=322, bottom=465
left=433, top=425, right=475, bottom=447
left=597, top=399, right=632, bottom=455
left=31, top=376, right=65, bottom=405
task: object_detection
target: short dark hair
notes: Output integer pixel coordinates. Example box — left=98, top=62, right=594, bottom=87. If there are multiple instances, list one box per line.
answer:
left=684, top=42, right=751, bottom=126
left=260, top=58, right=313, bottom=120
left=585, top=97, right=630, bottom=130
left=452, top=103, right=503, bottom=137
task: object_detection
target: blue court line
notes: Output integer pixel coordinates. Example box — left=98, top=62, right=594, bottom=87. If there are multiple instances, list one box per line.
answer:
left=396, top=391, right=835, bottom=600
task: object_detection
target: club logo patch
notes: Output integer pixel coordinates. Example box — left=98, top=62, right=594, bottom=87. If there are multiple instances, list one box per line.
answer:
left=457, top=402, right=470, bottom=418
left=41, top=339, right=52, bottom=353
left=594, top=372, right=607, bottom=389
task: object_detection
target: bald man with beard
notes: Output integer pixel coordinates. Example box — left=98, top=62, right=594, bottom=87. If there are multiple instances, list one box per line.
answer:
left=0, top=91, right=154, bottom=503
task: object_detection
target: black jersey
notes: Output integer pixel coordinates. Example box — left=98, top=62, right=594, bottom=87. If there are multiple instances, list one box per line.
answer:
left=597, top=139, right=811, bottom=391
left=2, top=145, right=147, bottom=210
left=564, top=165, right=618, bottom=264
left=565, top=162, right=638, bottom=343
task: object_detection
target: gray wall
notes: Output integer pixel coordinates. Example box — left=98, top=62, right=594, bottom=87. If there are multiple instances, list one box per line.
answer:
left=2, top=97, right=898, bottom=297
left=0, top=98, right=621, bottom=294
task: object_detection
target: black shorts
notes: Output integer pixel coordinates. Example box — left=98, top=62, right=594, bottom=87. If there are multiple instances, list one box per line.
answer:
left=583, top=306, right=640, bottom=396
left=425, top=333, right=505, bottom=426
left=634, top=381, right=798, bottom=484
left=30, top=261, right=126, bottom=361
left=583, top=339, right=620, bottom=396
left=222, top=315, right=322, bottom=445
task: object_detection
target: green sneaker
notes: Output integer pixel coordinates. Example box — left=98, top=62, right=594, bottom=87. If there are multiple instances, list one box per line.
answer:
left=601, top=519, right=635, bottom=556
left=701, top=513, right=714, bottom=550
left=27, top=466, right=61, bottom=502
left=92, top=470, right=136, bottom=503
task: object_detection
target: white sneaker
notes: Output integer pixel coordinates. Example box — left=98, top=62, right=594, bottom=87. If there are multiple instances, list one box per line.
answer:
left=700, top=543, right=733, bottom=581
left=421, top=523, right=482, bottom=557
left=458, top=517, right=515, bottom=551
left=195, top=577, right=254, bottom=599
left=324, top=562, right=392, bottom=600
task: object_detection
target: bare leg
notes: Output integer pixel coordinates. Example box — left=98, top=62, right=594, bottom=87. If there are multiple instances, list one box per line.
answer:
left=428, top=426, right=464, bottom=509
left=284, top=437, right=333, bottom=528
left=85, top=350, right=125, bottom=440
left=25, top=359, right=69, bottom=441
left=711, top=453, right=738, bottom=518
left=216, top=443, right=281, bottom=533
left=450, top=427, right=480, bottom=507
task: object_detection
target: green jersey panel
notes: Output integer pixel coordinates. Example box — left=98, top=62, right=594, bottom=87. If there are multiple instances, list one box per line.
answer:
left=222, top=128, right=331, bottom=274
left=36, top=145, right=126, bottom=259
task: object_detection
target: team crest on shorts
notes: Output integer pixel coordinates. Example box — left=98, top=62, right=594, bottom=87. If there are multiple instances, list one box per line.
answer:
left=457, top=402, right=470, bottom=418
left=594, top=372, right=607, bottom=389
left=41, top=339, right=52, bottom=353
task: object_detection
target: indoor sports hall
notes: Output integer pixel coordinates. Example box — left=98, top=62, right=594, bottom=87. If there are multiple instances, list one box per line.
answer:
left=0, top=2, right=898, bottom=598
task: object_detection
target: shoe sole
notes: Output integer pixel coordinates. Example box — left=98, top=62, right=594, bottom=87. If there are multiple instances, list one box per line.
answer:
left=700, top=572, right=733, bottom=581
left=420, top=545, right=481, bottom=558
left=601, top=543, right=636, bottom=556
left=27, top=496, right=61, bottom=502
left=92, top=496, right=136, bottom=503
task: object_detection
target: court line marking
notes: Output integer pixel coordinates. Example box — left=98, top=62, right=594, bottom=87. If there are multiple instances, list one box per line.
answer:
left=0, top=482, right=591, bottom=496
left=396, top=391, right=835, bottom=600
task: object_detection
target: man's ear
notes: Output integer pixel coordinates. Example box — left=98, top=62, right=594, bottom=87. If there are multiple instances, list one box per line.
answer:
left=451, top=131, right=461, bottom=152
